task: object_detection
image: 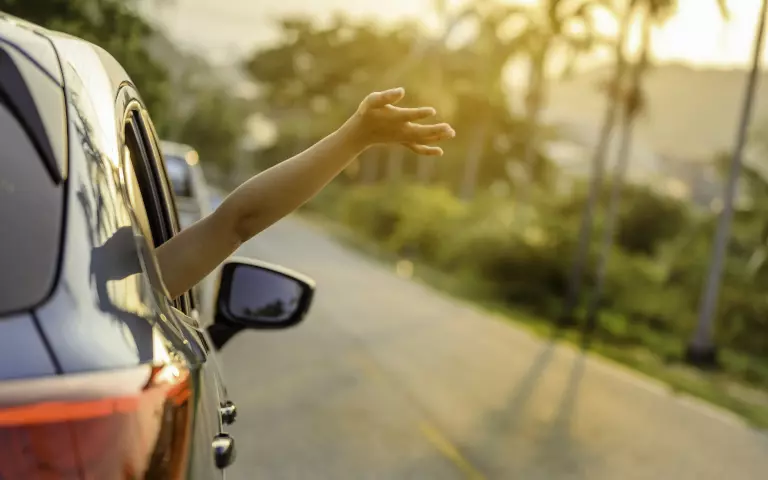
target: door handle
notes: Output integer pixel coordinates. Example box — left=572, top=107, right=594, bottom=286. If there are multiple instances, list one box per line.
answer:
left=219, top=400, right=237, bottom=425
left=212, top=433, right=237, bottom=469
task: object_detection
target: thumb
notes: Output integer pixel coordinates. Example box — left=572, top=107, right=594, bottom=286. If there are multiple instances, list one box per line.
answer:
left=365, top=87, right=405, bottom=108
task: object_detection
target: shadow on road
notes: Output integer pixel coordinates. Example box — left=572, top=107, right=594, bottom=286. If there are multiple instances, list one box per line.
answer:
left=458, top=340, right=591, bottom=478
left=515, top=354, right=589, bottom=479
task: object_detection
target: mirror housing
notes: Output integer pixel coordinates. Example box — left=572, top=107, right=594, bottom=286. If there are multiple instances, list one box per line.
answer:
left=207, top=257, right=315, bottom=350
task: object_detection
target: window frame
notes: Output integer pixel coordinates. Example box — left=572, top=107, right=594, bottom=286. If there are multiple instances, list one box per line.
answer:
left=136, top=109, right=198, bottom=314
left=121, top=105, right=192, bottom=314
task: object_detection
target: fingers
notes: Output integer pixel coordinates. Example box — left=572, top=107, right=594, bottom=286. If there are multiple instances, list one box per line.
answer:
left=365, top=87, right=405, bottom=108
left=404, top=122, right=455, bottom=141
left=403, top=143, right=444, bottom=156
left=384, top=105, right=437, bottom=122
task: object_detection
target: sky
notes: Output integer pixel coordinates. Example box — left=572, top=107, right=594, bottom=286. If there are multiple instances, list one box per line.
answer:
left=146, top=0, right=768, bottom=68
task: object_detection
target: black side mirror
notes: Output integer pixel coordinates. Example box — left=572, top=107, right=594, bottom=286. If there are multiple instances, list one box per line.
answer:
left=207, top=257, right=315, bottom=349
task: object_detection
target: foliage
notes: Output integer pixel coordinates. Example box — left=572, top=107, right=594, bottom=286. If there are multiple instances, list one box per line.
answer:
left=0, top=0, right=248, bottom=172
left=243, top=12, right=559, bottom=193
left=173, top=84, right=249, bottom=175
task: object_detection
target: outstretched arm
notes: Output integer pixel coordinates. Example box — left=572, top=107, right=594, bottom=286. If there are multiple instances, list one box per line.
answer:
left=156, top=88, right=455, bottom=299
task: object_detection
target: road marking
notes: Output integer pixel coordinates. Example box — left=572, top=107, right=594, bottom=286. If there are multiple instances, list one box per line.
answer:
left=419, top=422, right=486, bottom=480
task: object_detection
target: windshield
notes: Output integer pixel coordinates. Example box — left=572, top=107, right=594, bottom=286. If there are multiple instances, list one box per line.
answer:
left=165, top=154, right=192, bottom=198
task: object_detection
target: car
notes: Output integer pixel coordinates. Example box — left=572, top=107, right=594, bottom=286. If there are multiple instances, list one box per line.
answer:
left=159, top=140, right=212, bottom=231
left=0, top=13, right=315, bottom=479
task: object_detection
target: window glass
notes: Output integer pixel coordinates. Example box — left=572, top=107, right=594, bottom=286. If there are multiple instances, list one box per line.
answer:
left=123, top=137, right=154, bottom=245
left=0, top=104, right=63, bottom=314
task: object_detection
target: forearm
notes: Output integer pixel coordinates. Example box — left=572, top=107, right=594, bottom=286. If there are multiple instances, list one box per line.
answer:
left=156, top=122, right=364, bottom=299
left=224, top=120, right=365, bottom=241
left=156, top=87, right=453, bottom=300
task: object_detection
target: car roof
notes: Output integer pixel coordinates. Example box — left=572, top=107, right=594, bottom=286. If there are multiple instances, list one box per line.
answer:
left=0, top=13, right=138, bottom=181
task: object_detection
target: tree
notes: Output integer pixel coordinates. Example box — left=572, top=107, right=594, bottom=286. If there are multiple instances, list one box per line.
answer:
left=585, top=0, right=652, bottom=332
left=174, top=84, right=249, bottom=176
left=513, top=0, right=610, bottom=215
left=244, top=16, right=420, bottom=162
left=564, top=0, right=730, bottom=325
left=561, top=0, right=634, bottom=325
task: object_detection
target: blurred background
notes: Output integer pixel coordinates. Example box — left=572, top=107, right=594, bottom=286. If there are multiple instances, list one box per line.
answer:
left=6, top=0, right=768, bottom=478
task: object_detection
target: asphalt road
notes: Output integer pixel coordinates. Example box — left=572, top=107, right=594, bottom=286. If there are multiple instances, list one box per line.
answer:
left=220, top=215, right=768, bottom=480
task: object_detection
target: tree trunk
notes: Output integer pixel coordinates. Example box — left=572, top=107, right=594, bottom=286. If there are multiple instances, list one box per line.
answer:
left=387, top=147, right=405, bottom=182
left=460, top=119, right=489, bottom=201
left=417, top=156, right=435, bottom=184
left=584, top=110, right=635, bottom=335
left=515, top=52, right=546, bottom=225
left=687, top=0, right=768, bottom=367
left=584, top=5, right=651, bottom=336
left=560, top=4, right=633, bottom=325
left=361, top=149, right=381, bottom=184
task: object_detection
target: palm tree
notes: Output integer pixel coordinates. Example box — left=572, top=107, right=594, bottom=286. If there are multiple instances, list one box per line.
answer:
left=561, top=0, right=634, bottom=324
left=457, top=1, right=517, bottom=200
left=687, top=0, right=768, bottom=367
left=563, top=0, right=730, bottom=325
left=457, top=0, right=606, bottom=201
left=384, top=0, right=478, bottom=184
left=585, top=2, right=652, bottom=333
left=515, top=0, right=608, bottom=218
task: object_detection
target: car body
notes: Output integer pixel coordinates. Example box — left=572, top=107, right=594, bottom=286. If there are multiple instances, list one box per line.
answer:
left=0, top=14, right=315, bottom=479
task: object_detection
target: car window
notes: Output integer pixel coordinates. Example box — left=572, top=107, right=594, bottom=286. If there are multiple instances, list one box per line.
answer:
left=124, top=117, right=168, bottom=246
left=122, top=114, right=193, bottom=313
left=0, top=103, right=64, bottom=314
left=136, top=111, right=196, bottom=315
left=122, top=143, right=155, bottom=245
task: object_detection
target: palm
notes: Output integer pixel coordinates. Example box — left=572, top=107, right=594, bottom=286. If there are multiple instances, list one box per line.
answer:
left=565, top=0, right=730, bottom=323
left=453, top=0, right=606, bottom=200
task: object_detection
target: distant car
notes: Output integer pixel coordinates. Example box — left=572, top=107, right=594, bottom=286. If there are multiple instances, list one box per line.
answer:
left=0, top=14, right=315, bottom=478
left=160, top=140, right=212, bottom=230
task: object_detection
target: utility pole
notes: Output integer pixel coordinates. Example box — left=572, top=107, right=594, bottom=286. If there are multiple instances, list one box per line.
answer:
left=686, top=0, right=768, bottom=367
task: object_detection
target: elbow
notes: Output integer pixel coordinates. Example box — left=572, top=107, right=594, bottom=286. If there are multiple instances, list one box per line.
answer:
left=216, top=189, right=275, bottom=246
left=208, top=200, right=248, bottom=250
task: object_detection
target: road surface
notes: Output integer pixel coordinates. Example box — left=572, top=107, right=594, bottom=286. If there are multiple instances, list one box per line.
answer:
left=220, top=216, right=768, bottom=480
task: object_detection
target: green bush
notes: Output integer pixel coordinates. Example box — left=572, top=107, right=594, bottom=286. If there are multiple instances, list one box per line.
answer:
left=337, top=185, right=408, bottom=240
left=383, top=185, right=467, bottom=263
left=320, top=181, right=768, bottom=381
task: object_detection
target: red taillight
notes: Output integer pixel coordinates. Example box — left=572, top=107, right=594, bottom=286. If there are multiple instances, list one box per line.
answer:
left=0, top=364, right=193, bottom=480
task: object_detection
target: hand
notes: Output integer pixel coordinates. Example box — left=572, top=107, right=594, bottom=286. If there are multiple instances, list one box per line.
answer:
left=343, top=87, right=455, bottom=156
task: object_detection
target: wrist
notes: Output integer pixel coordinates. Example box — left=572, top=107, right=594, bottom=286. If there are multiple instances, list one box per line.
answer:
left=337, top=114, right=371, bottom=154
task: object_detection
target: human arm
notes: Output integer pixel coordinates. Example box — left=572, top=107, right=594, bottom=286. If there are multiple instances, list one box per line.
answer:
left=155, top=88, right=455, bottom=299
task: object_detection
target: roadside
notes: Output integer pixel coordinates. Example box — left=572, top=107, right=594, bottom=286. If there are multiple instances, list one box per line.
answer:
left=298, top=210, right=768, bottom=430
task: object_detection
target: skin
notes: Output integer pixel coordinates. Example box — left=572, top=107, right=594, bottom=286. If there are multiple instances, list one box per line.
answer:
left=156, top=88, right=455, bottom=299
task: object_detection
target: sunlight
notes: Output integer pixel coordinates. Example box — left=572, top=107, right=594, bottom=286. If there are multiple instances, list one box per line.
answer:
left=153, top=0, right=765, bottom=67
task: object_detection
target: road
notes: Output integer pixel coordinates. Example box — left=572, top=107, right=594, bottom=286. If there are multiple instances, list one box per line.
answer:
left=220, top=215, right=768, bottom=480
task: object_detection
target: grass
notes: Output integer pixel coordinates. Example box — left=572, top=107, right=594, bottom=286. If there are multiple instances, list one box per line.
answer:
left=299, top=210, right=768, bottom=430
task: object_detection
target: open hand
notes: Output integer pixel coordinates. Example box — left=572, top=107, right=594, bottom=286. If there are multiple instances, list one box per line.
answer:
left=345, top=87, right=455, bottom=156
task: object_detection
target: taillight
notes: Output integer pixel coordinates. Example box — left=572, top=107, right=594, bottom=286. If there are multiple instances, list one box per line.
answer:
left=0, top=363, right=193, bottom=480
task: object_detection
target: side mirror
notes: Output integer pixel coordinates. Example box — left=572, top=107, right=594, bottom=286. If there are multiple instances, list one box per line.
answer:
left=207, top=257, right=315, bottom=349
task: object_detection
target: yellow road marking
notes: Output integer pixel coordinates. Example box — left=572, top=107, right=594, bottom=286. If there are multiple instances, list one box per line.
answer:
left=419, top=422, right=486, bottom=480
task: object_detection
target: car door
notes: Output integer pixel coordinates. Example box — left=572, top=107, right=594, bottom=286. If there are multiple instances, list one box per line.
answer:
left=119, top=98, right=231, bottom=478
